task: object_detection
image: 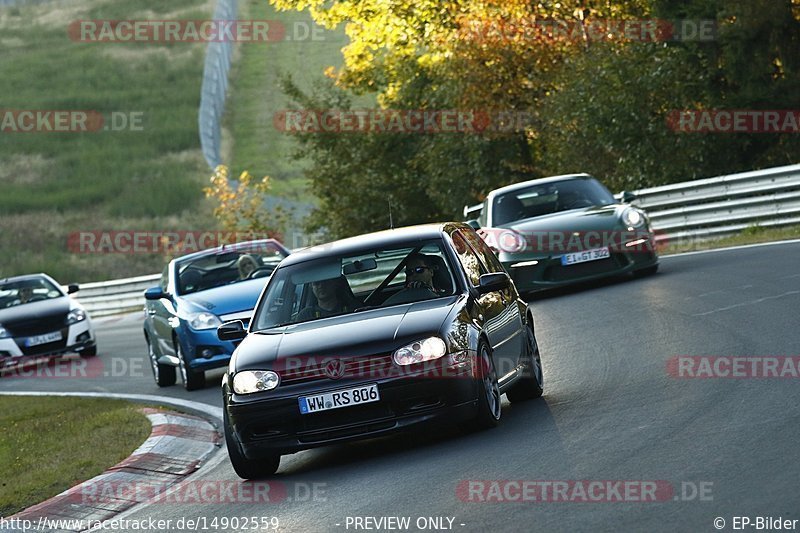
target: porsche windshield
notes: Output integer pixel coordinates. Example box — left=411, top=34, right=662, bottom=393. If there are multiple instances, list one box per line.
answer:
left=251, top=240, right=456, bottom=331
left=492, top=177, right=616, bottom=226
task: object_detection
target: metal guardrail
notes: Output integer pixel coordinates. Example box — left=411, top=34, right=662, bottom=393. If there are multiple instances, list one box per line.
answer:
left=77, top=164, right=800, bottom=317
left=73, top=274, right=159, bottom=318
left=199, top=0, right=237, bottom=169
left=623, top=164, right=800, bottom=243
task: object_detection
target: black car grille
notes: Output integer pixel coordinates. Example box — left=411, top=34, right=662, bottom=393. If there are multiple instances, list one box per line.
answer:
left=280, top=354, right=395, bottom=385
left=5, top=313, right=68, bottom=337
left=544, top=253, right=628, bottom=282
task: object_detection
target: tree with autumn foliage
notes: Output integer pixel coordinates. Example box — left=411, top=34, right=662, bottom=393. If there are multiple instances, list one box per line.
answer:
left=271, top=0, right=800, bottom=238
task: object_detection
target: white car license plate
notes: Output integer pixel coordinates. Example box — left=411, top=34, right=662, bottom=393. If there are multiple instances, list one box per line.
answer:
left=25, top=331, right=63, bottom=347
left=561, top=247, right=610, bottom=266
left=299, top=383, right=380, bottom=414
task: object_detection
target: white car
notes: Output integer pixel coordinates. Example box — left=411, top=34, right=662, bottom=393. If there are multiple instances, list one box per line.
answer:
left=0, top=273, right=96, bottom=363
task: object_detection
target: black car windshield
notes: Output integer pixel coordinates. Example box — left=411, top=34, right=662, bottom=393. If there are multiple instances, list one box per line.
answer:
left=0, top=277, right=63, bottom=309
left=251, top=240, right=456, bottom=331
left=176, top=242, right=288, bottom=296
left=492, top=177, right=616, bottom=226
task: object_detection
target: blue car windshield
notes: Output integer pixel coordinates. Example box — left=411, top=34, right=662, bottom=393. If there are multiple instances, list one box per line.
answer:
left=176, top=242, right=288, bottom=295
left=492, top=177, right=616, bottom=226
left=251, top=240, right=456, bottom=331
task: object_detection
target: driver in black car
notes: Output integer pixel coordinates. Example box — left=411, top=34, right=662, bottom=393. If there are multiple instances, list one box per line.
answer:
left=383, top=253, right=444, bottom=305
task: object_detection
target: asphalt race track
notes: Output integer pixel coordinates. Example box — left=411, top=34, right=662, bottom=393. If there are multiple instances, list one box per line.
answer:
left=3, top=241, right=799, bottom=532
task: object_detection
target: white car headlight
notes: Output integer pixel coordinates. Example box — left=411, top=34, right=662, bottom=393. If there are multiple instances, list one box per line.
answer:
left=65, top=308, right=86, bottom=325
left=0, top=326, right=9, bottom=339
left=393, top=337, right=447, bottom=366
left=233, top=370, right=280, bottom=394
left=188, top=312, right=222, bottom=330
left=621, top=207, right=645, bottom=228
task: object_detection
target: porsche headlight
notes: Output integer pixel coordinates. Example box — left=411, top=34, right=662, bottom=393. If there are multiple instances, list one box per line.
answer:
left=621, top=207, right=645, bottom=228
left=188, top=312, right=221, bottom=330
left=65, top=308, right=86, bottom=325
left=232, top=370, right=280, bottom=394
left=0, top=326, right=9, bottom=339
left=393, top=337, right=447, bottom=366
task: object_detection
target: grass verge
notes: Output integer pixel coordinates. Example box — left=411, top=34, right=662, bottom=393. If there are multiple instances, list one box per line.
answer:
left=661, top=224, right=800, bottom=255
left=0, top=0, right=218, bottom=281
left=0, top=396, right=152, bottom=516
left=226, top=0, right=352, bottom=202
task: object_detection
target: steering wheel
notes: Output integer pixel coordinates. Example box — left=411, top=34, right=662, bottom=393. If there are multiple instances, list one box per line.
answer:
left=247, top=265, right=276, bottom=279
left=27, top=295, right=47, bottom=303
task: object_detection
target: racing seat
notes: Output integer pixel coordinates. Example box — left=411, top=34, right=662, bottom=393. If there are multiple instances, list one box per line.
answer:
left=494, top=195, right=526, bottom=225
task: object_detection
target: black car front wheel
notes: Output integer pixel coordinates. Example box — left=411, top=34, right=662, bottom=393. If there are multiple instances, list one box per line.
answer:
left=224, top=404, right=280, bottom=479
left=79, top=344, right=97, bottom=357
left=147, top=336, right=176, bottom=387
left=177, top=342, right=205, bottom=391
left=507, top=326, right=544, bottom=403
left=464, top=342, right=502, bottom=430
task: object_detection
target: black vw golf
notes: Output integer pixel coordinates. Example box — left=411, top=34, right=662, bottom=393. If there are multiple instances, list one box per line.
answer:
left=219, top=223, right=544, bottom=478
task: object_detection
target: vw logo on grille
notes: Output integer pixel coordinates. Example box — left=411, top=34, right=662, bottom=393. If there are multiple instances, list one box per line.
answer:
left=324, top=358, right=346, bottom=379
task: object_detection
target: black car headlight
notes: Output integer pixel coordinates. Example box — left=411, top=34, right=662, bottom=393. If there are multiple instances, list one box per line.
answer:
left=65, top=309, right=86, bottom=325
left=232, top=370, right=280, bottom=394
left=393, top=337, right=447, bottom=366
left=621, top=207, right=646, bottom=228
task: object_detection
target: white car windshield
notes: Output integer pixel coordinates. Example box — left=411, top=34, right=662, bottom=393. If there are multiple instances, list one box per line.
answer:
left=0, top=277, right=63, bottom=308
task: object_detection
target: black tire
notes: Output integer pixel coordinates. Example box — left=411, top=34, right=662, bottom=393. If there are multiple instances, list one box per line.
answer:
left=464, top=342, right=502, bottom=431
left=79, top=344, right=97, bottom=357
left=224, top=403, right=280, bottom=479
left=147, top=336, right=176, bottom=387
left=177, top=343, right=205, bottom=391
left=634, top=264, right=659, bottom=277
left=507, top=326, right=544, bottom=403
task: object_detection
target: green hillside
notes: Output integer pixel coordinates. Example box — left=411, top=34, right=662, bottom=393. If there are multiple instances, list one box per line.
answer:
left=0, top=0, right=348, bottom=282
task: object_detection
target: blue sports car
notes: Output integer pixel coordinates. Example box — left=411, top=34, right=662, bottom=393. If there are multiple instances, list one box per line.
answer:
left=143, top=239, right=290, bottom=390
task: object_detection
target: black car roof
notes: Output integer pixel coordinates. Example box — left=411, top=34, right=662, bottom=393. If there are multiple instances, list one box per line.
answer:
left=280, top=223, right=466, bottom=267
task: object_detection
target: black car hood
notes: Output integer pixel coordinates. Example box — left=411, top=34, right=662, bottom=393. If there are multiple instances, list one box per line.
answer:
left=0, top=297, right=72, bottom=326
left=233, top=296, right=459, bottom=371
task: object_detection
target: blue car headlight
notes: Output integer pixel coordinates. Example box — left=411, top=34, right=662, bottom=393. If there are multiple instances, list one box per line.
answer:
left=233, top=370, right=280, bottom=394
left=65, top=309, right=86, bottom=325
left=393, top=337, right=447, bottom=366
left=188, top=312, right=222, bottom=330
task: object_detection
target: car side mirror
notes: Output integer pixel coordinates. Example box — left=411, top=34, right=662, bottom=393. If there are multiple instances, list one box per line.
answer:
left=67, top=284, right=80, bottom=294
left=477, top=272, right=510, bottom=294
left=620, top=191, right=637, bottom=204
left=466, top=219, right=481, bottom=230
left=144, top=286, right=166, bottom=300
left=218, top=320, right=247, bottom=342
